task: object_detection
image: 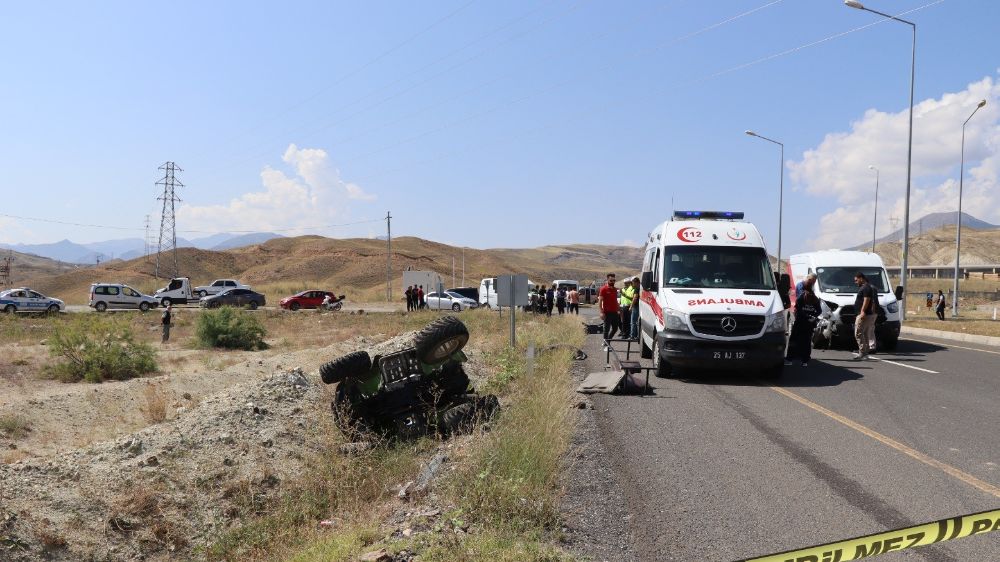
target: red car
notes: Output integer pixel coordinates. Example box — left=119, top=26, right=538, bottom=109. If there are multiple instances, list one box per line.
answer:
left=279, top=290, right=341, bottom=311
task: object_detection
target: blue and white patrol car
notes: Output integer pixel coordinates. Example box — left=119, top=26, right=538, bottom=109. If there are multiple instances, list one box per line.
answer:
left=0, top=287, right=65, bottom=313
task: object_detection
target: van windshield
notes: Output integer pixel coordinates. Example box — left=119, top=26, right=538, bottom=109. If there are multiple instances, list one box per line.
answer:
left=816, top=267, right=889, bottom=293
left=663, top=246, right=775, bottom=290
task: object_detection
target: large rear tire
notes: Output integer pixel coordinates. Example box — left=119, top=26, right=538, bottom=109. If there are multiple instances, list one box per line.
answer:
left=414, top=316, right=469, bottom=365
left=320, top=351, right=372, bottom=385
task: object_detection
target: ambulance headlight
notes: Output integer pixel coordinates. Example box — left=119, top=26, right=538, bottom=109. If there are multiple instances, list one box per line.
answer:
left=664, top=308, right=689, bottom=332
left=886, top=301, right=899, bottom=314
left=766, top=311, right=786, bottom=333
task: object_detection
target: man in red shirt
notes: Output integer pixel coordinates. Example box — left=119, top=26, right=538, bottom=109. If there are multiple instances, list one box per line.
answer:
left=597, top=272, right=621, bottom=346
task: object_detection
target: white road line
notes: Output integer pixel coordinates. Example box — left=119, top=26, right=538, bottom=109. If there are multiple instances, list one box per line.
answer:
left=905, top=337, right=1000, bottom=356
left=868, top=356, right=938, bottom=374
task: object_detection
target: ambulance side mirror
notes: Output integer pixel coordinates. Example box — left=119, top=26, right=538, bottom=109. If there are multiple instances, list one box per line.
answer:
left=777, top=274, right=792, bottom=310
left=641, top=271, right=657, bottom=292
left=894, top=285, right=904, bottom=300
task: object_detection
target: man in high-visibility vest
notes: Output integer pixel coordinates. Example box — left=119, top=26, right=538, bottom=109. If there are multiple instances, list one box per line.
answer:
left=619, top=276, right=638, bottom=339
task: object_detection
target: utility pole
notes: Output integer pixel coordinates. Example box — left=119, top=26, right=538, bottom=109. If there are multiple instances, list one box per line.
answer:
left=386, top=211, right=392, bottom=302
left=462, top=248, right=465, bottom=286
left=0, top=251, right=13, bottom=287
left=452, top=257, right=455, bottom=288
left=155, top=162, right=183, bottom=280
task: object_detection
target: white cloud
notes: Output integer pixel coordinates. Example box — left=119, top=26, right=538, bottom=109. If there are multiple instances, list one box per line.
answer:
left=788, top=76, right=1000, bottom=249
left=177, top=144, right=375, bottom=234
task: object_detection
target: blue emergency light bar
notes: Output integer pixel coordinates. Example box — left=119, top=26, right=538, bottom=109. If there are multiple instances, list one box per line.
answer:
left=672, top=211, right=744, bottom=220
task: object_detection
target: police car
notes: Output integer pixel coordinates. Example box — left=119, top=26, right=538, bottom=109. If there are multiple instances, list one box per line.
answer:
left=0, top=288, right=66, bottom=314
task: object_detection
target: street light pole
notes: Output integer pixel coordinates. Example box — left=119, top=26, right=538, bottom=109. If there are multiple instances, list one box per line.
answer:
left=745, top=130, right=785, bottom=273
left=953, top=99, right=987, bottom=317
left=845, top=0, right=916, bottom=320
left=868, top=165, right=879, bottom=253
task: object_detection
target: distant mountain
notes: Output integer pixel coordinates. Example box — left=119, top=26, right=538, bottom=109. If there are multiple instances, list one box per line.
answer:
left=2, top=232, right=284, bottom=263
left=855, top=212, right=998, bottom=250
left=210, top=232, right=283, bottom=250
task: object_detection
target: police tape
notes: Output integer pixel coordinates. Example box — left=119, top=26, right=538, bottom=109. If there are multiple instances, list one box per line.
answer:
left=735, top=508, right=1000, bottom=562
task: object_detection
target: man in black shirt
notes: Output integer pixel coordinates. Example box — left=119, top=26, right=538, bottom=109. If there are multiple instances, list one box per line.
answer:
left=852, top=272, right=877, bottom=359
left=161, top=303, right=172, bottom=344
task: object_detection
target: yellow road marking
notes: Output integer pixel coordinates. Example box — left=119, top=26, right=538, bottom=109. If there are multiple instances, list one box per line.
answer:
left=905, top=337, right=1000, bottom=356
left=768, top=385, right=1000, bottom=499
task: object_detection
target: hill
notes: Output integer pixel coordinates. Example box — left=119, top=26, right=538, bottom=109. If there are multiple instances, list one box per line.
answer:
left=874, top=225, right=1000, bottom=266
left=18, top=236, right=645, bottom=304
left=2, top=232, right=285, bottom=264
left=856, top=211, right=998, bottom=250
left=0, top=250, right=77, bottom=288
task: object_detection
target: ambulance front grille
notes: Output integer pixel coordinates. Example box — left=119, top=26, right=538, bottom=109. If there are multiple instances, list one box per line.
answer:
left=690, top=314, right=765, bottom=337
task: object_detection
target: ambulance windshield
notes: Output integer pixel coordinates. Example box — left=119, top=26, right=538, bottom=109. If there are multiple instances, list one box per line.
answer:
left=663, top=246, right=775, bottom=290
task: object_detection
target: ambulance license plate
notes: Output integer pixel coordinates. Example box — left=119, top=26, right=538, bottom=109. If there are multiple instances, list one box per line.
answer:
left=712, top=351, right=746, bottom=360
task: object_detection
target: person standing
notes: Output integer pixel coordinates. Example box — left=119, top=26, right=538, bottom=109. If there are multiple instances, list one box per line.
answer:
left=796, top=273, right=817, bottom=300
left=598, top=273, right=621, bottom=347
left=567, top=286, right=579, bottom=315
left=852, top=272, right=877, bottom=360
left=629, top=277, right=641, bottom=340
left=405, top=285, right=413, bottom=311
left=786, top=291, right=820, bottom=366
left=556, top=287, right=567, bottom=315
left=545, top=286, right=555, bottom=316
left=417, top=285, right=425, bottom=310
left=619, top=277, right=637, bottom=339
left=161, top=303, right=172, bottom=344
left=935, top=290, right=947, bottom=321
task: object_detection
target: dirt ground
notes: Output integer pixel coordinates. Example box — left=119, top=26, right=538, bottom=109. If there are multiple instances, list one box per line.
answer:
left=0, top=310, right=492, bottom=561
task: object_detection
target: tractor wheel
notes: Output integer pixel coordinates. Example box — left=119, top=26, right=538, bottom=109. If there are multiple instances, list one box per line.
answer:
left=320, top=351, right=372, bottom=385
left=414, top=316, right=469, bottom=365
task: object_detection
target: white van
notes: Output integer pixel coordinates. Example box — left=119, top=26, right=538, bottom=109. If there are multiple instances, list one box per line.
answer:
left=788, top=250, right=902, bottom=350
left=480, top=277, right=536, bottom=309
left=552, top=279, right=578, bottom=292
left=638, top=211, right=788, bottom=378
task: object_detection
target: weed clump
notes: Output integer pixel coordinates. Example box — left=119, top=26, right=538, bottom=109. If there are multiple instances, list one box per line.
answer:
left=48, top=316, right=157, bottom=383
left=195, top=307, right=267, bottom=350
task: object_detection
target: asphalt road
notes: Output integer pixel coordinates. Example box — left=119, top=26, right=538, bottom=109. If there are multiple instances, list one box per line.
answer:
left=577, top=310, right=1000, bottom=561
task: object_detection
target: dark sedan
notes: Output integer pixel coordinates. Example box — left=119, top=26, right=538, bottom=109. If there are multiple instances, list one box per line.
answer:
left=199, top=288, right=266, bottom=309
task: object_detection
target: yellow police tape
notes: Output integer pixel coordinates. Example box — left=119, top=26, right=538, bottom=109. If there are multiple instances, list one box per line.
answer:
left=736, top=508, right=1000, bottom=562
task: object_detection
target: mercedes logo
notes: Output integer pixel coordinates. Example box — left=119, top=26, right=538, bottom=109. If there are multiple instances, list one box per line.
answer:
left=720, top=316, right=737, bottom=332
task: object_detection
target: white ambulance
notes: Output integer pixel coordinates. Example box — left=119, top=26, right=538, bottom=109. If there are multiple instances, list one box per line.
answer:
left=638, top=211, right=789, bottom=378
left=787, top=250, right=902, bottom=350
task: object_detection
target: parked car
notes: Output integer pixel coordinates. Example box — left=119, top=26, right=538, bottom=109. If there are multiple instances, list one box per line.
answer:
left=194, top=279, right=250, bottom=298
left=89, top=283, right=158, bottom=312
left=280, top=290, right=341, bottom=311
left=154, top=277, right=194, bottom=306
left=447, top=287, right=479, bottom=302
left=425, top=291, right=478, bottom=311
left=0, top=288, right=65, bottom=313
left=200, top=288, right=266, bottom=309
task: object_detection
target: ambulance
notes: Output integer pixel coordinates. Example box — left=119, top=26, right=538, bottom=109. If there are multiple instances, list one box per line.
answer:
left=787, top=250, right=902, bottom=350
left=638, top=211, right=789, bottom=378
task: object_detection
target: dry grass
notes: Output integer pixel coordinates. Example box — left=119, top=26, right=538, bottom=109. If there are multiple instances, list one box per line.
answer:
left=906, top=316, right=1000, bottom=338
left=0, top=414, right=32, bottom=440
left=142, top=384, right=168, bottom=423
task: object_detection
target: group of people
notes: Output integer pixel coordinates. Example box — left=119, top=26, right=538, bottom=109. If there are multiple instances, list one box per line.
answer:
left=528, top=285, right=580, bottom=315
left=784, top=271, right=881, bottom=366
left=597, top=273, right=641, bottom=346
left=404, top=285, right=426, bottom=311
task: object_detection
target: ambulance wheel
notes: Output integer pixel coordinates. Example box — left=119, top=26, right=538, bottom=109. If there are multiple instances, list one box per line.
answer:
left=640, top=334, right=653, bottom=359
left=652, top=339, right=673, bottom=378
left=761, top=363, right=784, bottom=380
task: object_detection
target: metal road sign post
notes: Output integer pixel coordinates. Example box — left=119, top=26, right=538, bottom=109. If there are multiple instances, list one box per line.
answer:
left=497, top=274, right=528, bottom=348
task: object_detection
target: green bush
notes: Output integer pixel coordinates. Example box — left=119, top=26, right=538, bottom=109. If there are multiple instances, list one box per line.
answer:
left=195, top=307, right=267, bottom=350
left=48, top=317, right=158, bottom=383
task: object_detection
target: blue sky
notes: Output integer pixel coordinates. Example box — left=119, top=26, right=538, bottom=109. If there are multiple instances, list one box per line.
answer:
left=2, top=0, right=998, bottom=257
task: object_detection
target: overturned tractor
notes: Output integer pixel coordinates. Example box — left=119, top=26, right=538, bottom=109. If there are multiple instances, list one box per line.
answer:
left=320, top=316, right=499, bottom=440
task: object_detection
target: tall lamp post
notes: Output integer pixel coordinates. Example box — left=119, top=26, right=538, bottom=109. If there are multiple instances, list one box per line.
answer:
left=868, top=165, right=879, bottom=252
left=745, top=130, right=784, bottom=273
left=844, top=0, right=915, bottom=320
left=952, top=99, right=987, bottom=317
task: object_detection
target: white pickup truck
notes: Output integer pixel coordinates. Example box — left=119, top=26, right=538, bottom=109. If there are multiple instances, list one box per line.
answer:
left=194, top=279, right=251, bottom=298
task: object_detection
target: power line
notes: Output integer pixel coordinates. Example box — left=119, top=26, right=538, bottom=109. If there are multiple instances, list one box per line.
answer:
left=0, top=212, right=383, bottom=236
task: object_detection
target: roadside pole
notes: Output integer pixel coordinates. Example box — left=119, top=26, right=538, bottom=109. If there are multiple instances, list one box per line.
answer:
left=509, top=277, right=516, bottom=348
